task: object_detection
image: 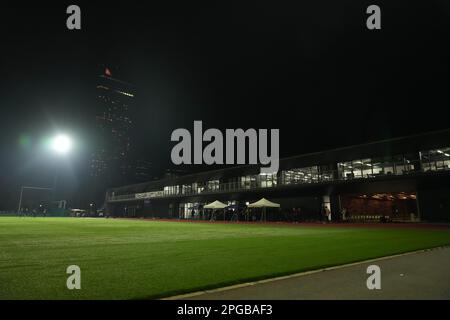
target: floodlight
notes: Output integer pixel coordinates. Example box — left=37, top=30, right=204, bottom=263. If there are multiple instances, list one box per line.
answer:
left=52, top=135, right=72, bottom=154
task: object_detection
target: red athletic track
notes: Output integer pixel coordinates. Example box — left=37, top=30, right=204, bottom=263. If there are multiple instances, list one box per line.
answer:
left=117, top=217, right=450, bottom=230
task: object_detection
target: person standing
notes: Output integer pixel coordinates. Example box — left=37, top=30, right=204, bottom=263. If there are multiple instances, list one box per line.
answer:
left=326, top=206, right=331, bottom=222
left=341, top=207, right=347, bottom=222
left=321, top=205, right=328, bottom=223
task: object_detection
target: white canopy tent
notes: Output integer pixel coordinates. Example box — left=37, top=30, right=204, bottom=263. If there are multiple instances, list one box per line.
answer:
left=247, top=198, right=280, bottom=208
left=203, top=200, right=228, bottom=221
left=70, top=209, right=86, bottom=217
left=203, top=200, right=228, bottom=209
left=247, top=198, right=280, bottom=221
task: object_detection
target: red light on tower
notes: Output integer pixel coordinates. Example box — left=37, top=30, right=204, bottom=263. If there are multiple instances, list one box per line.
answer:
left=105, top=68, right=112, bottom=77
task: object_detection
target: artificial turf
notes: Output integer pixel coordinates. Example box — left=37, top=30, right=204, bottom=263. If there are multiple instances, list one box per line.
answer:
left=0, top=217, right=449, bottom=299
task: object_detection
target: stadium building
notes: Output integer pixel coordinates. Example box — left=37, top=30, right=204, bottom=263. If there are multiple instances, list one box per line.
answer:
left=105, top=129, right=450, bottom=222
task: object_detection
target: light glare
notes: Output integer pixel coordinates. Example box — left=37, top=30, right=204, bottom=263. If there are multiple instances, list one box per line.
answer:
left=52, top=135, right=72, bottom=154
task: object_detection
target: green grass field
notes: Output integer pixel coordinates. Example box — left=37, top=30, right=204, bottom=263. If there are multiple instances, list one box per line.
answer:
left=1, top=217, right=450, bottom=299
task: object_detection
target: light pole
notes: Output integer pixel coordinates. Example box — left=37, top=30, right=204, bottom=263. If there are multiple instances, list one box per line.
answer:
left=17, top=186, right=53, bottom=214
left=16, top=134, right=73, bottom=214
left=50, top=134, right=73, bottom=202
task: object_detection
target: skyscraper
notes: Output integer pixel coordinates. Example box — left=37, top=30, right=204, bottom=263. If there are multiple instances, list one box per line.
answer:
left=90, top=67, right=135, bottom=190
left=134, top=159, right=154, bottom=182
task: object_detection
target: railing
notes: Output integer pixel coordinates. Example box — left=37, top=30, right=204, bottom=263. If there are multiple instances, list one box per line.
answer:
left=107, top=161, right=450, bottom=202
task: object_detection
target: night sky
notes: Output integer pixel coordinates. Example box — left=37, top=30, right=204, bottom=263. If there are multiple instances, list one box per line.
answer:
left=1, top=1, right=449, bottom=208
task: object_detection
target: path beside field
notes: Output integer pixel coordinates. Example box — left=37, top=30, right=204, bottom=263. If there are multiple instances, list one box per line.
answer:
left=124, top=218, right=450, bottom=231
left=178, top=246, right=450, bottom=300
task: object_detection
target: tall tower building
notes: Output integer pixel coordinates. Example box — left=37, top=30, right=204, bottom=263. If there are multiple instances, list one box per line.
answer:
left=134, top=159, right=154, bottom=182
left=91, top=67, right=135, bottom=189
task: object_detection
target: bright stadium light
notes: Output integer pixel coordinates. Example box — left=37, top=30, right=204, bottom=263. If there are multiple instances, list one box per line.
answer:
left=51, top=134, right=72, bottom=154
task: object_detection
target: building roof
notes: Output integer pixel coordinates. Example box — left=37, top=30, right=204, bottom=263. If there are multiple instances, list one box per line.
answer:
left=108, top=128, right=450, bottom=195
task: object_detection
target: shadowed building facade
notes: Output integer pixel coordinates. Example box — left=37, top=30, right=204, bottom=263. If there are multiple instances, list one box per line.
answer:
left=105, top=129, right=450, bottom=222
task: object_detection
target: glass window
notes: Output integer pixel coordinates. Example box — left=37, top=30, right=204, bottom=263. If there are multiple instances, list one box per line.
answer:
left=164, top=185, right=179, bottom=195
left=361, top=159, right=373, bottom=177
left=281, top=166, right=320, bottom=184
left=259, top=173, right=277, bottom=188
left=421, top=147, right=450, bottom=172
left=338, top=161, right=354, bottom=179
left=351, top=160, right=363, bottom=178
left=206, top=180, right=220, bottom=191
left=372, top=162, right=383, bottom=175
left=182, top=184, right=192, bottom=194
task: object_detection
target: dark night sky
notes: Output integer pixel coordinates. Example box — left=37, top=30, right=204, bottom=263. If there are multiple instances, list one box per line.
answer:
left=1, top=1, right=450, bottom=208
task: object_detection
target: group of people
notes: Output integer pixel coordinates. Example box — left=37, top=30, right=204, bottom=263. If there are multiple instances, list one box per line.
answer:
left=18, top=207, right=48, bottom=217
left=191, top=206, right=349, bottom=223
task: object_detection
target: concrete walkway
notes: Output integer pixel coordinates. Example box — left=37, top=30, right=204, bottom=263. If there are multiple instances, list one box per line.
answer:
left=180, top=247, right=450, bottom=300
